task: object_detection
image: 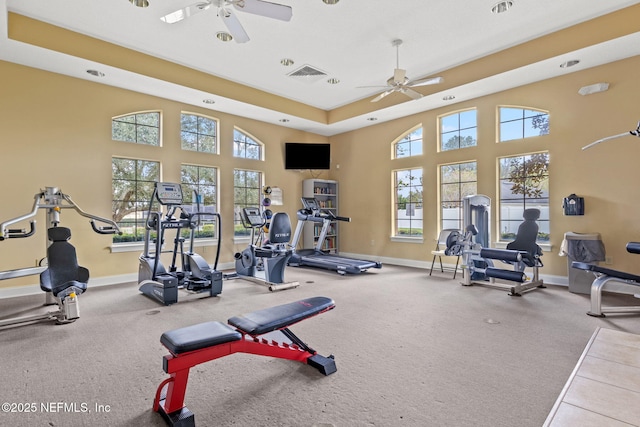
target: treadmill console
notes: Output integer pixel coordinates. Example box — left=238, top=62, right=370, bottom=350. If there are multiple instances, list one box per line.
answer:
left=242, top=207, right=264, bottom=227
left=155, top=182, right=184, bottom=206
left=301, top=197, right=320, bottom=211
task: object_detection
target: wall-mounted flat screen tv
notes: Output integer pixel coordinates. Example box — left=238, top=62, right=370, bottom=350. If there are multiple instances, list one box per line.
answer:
left=285, top=143, right=330, bottom=170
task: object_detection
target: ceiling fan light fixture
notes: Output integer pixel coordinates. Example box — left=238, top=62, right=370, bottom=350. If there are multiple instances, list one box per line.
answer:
left=216, top=32, right=233, bottom=42
left=129, top=0, right=149, bottom=7
left=491, top=1, right=513, bottom=14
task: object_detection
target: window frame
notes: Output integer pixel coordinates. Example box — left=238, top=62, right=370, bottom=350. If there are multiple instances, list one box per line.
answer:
left=233, top=168, right=263, bottom=239
left=392, top=125, right=423, bottom=159
left=233, top=127, right=264, bottom=160
left=438, top=161, right=478, bottom=232
left=112, top=111, right=161, bottom=146
left=497, top=151, right=550, bottom=244
left=111, top=157, right=161, bottom=244
left=180, top=112, right=219, bottom=154
left=392, top=167, right=424, bottom=240
left=498, top=106, right=550, bottom=142
left=438, top=108, right=478, bottom=152
left=180, top=164, right=219, bottom=240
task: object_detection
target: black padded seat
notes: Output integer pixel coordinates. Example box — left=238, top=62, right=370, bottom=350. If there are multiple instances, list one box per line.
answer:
left=161, top=321, right=242, bottom=355
left=39, top=226, right=89, bottom=296
left=572, top=262, right=640, bottom=283
left=228, top=296, right=335, bottom=336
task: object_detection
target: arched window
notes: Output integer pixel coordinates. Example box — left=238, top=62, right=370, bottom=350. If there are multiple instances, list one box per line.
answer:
left=392, top=126, right=423, bottom=158
left=112, top=111, right=161, bottom=146
left=439, top=109, right=477, bottom=151
left=233, top=128, right=263, bottom=160
left=181, top=112, right=218, bottom=154
left=498, top=106, right=549, bottom=142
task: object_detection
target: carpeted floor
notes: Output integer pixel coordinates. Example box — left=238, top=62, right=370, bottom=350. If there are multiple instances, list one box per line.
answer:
left=1, top=264, right=640, bottom=427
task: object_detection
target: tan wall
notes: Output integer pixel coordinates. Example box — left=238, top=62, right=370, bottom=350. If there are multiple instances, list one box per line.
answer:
left=1, top=54, right=639, bottom=289
left=332, top=55, right=640, bottom=277
left=0, top=60, right=328, bottom=289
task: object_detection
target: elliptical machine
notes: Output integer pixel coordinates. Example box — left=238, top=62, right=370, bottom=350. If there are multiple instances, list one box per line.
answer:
left=228, top=207, right=299, bottom=291
left=138, top=182, right=222, bottom=305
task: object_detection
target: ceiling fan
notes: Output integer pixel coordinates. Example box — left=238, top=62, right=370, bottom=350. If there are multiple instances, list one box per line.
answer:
left=160, top=0, right=293, bottom=43
left=361, top=39, right=443, bottom=102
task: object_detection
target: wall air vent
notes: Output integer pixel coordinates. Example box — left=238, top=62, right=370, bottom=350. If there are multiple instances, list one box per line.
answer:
left=287, top=64, right=328, bottom=84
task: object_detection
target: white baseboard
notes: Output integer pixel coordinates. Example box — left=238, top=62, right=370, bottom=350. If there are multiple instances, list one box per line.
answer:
left=0, top=257, right=568, bottom=300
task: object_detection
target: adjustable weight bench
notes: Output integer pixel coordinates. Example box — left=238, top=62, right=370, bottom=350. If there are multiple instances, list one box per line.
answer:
left=153, top=296, right=337, bottom=427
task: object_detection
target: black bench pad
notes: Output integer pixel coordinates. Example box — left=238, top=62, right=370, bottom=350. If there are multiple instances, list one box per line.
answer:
left=228, top=296, right=335, bottom=336
left=161, top=321, right=242, bottom=355
left=572, top=262, right=640, bottom=283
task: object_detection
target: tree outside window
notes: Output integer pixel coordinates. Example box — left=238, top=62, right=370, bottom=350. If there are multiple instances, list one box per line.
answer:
left=440, top=162, right=477, bottom=231
left=181, top=113, right=217, bottom=153
left=233, top=169, right=262, bottom=236
left=112, top=157, right=160, bottom=242
left=439, top=109, right=477, bottom=151
left=499, top=107, right=549, bottom=142
left=394, top=126, right=423, bottom=158
left=112, top=111, right=160, bottom=146
left=499, top=152, right=550, bottom=242
left=181, top=165, right=218, bottom=239
left=233, top=128, right=262, bottom=160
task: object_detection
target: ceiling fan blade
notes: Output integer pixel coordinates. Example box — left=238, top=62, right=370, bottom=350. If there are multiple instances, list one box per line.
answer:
left=401, top=88, right=424, bottom=100
left=371, top=89, right=394, bottom=103
left=160, top=1, right=212, bottom=24
left=393, top=68, right=406, bottom=84
left=356, top=85, right=393, bottom=89
left=233, top=0, right=293, bottom=21
left=408, top=76, right=444, bottom=87
left=221, top=9, right=250, bottom=43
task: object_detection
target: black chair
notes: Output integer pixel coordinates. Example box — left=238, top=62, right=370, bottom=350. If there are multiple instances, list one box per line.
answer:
left=40, top=227, right=89, bottom=299
left=506, top=209, right=543, bottom=268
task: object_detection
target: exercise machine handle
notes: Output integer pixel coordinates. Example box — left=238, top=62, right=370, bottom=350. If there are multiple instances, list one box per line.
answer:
left=90, top=220, right=121, bottom=235
left=0, top=222, right=36, bottom=240
left=627, top=242, right=640, bottom=254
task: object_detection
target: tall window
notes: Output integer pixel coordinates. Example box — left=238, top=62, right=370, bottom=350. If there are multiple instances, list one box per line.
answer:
left=112, top=111, right=161, bottom=146
left=440, top=162, right=477, bottom=230
left=499, top=106, right=549, bottom=142
left=233, top=128, right=263, bottom=160
left=233, top=169, right=262, bottom=236
left=393, top=126, right=423, bottom=158
left=181, top=165, right=218, bottom=239
left=498, top=152, right=550, bottom=243
left=439, top=109, right=477, bottom=151
left=181, top=113, right=218, bottom=153
left=112, top=157, right=160, bottom=242
left=393, top=168, right=423, bottom=237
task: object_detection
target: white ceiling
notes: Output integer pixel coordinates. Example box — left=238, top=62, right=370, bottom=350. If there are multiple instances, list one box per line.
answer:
left=2, top=0, right=640, bottom=136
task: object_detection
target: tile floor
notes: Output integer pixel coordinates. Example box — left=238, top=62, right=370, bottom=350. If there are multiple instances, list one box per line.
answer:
left=544, top=327, right=640, bottom=426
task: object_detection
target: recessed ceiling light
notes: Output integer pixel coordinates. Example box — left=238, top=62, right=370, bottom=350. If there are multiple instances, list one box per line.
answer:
left=491, top=1, right=513, bottom=13
left=442, top=95, right=456, bottom=101
left=129, top=0, right=149, bottom=7
left=560, top=59, right=580, bottom=68
left=86, top=69, right=105, bottom=77
left=280, top=58, right=294, bottom=66
left=327, top=78, right=340, bottom=84
left=367, top=117, right=378, bottom=121
left=279, top=118, right=290, bottom=123
left=323, top=0, right=340, bottom=4
left=203, top=99, right=215, bottom=104
left=216, top=32, right=233, bottom=42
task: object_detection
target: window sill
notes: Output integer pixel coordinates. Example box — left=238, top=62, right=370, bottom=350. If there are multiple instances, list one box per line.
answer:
left=110, top=238, right=218, bottom=253
left=390, top=236, right=425, bottom=244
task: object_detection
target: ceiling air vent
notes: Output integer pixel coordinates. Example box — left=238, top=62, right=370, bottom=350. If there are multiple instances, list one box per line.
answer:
left=287, top=64, right=327, bottom=84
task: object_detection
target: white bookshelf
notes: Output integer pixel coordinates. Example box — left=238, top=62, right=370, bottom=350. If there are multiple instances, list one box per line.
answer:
left=302, top=179, right=339, bottom=253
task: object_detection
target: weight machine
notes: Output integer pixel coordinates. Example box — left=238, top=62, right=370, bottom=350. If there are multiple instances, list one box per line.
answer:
left=138, top=182, right=222, bottom=306
left=0, top=187, right=120, bottom=327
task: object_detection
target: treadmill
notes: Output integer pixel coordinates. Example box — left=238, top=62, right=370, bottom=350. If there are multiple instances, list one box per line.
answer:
left=289, top=197, right=382, bottom=275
